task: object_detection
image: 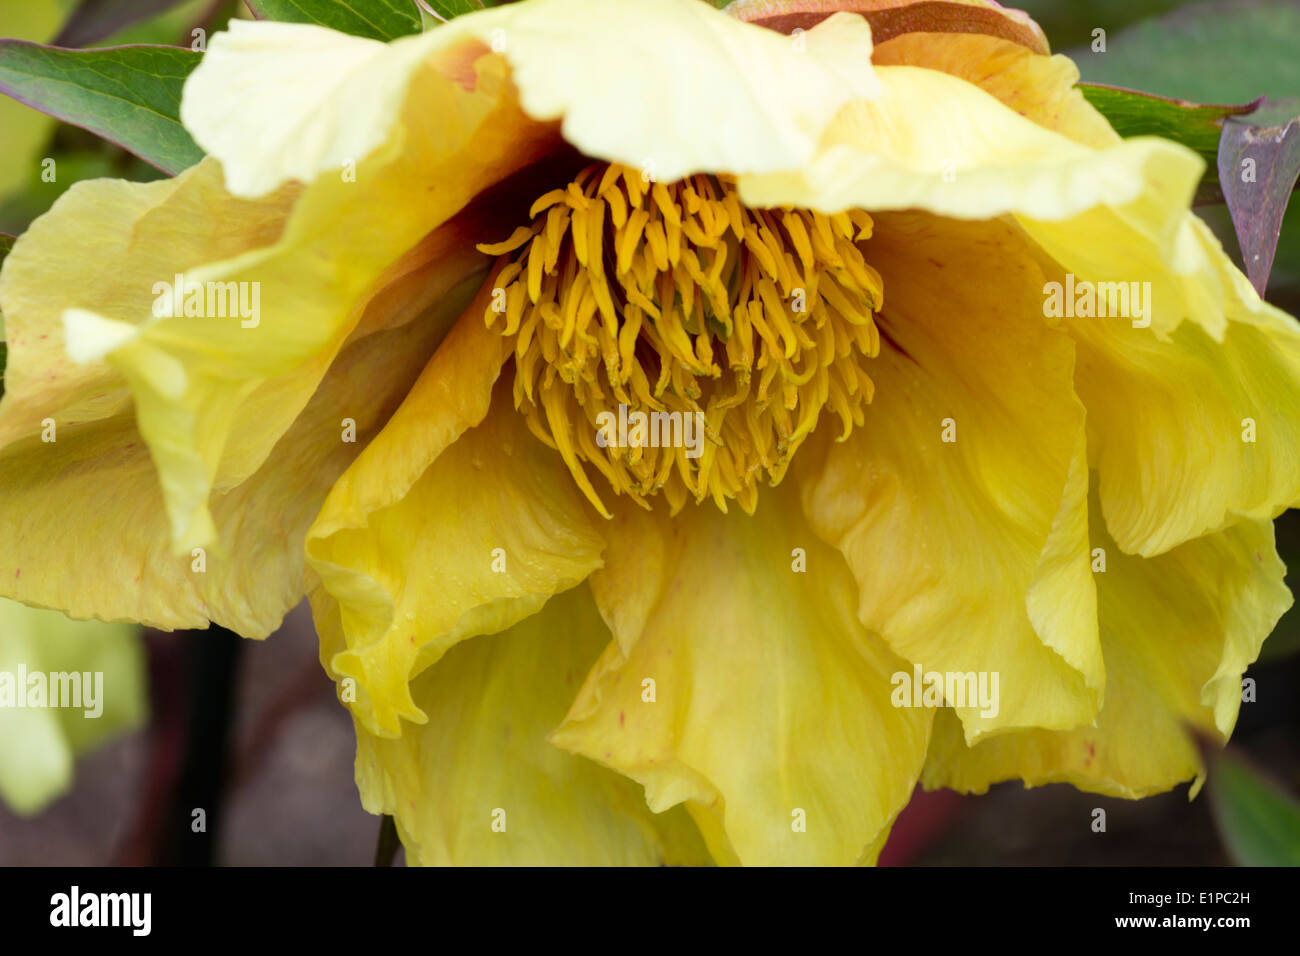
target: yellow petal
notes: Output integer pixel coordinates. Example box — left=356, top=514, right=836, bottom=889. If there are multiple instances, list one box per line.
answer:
left=307, top=305, right=605, bottom=737
left=880, top=33, right=1264, bottom=349
left=835, top=38, right=1300, bottom=553
left=0, top=163, right=291, bottom=449
left=550, top=482, right=930, bottom=866
left=797, top=213, right=1103, bottom=739
left=1041, top=220, right=1300, bottom=556
left=0, top=288, right=454, bottom=635
left=923, top=500, right=1291, bottom=798
left=182, top=0, right=880, bottom=199
left=41, top=0, right=874, bottom=560
left=341, top=582, right=710, bottom=865
left=477, top=0, right=880, bottom=183
left=864, top=30, right=1276, bottom=338
left=0, top=599, right=145, bottom=815
left=870, top=32, right=1118, bottom=147
left=738, top=63, right=1200, bottom=241
left=22, top=24, right=555, bottom=555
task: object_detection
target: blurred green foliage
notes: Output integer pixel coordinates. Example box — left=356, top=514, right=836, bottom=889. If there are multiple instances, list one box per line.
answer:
left=1207, top=748, right=1300, bottom=865
left=0, top=599, right=146, bottom=816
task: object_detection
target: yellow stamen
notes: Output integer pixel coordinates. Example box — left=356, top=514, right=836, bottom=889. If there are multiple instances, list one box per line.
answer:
left=477, top=163, right=884, bottom=515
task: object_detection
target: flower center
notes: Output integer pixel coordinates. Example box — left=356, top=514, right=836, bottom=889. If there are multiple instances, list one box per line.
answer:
left=476, top=162, right=883, bottom=516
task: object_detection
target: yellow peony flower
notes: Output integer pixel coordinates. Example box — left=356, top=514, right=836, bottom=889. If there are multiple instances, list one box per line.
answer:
left=1, top=0, right=1298, bottom=864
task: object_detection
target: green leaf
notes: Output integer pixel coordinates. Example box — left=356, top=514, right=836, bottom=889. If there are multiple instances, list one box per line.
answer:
left=1207, top=749, right=1300, bottom=866
left=0, top=41, right=202, bottom=174
left=420, top=0, right=484, bottom=19
left=415, top=0, right=520, bottom=28
left=1078, top=83, right=1259, bottom=203
left=246, top=0, right=421, bottom=40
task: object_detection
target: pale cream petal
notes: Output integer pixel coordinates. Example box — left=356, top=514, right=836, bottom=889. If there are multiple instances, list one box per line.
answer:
left=739, top=64, right=1200, bottom=231
left=182, top=0, right=880, bottom=199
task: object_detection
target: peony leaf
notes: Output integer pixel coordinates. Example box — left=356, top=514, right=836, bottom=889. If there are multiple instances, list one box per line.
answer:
left=418, top=0, right=484, bottom=20
left=1217, top=98, right=1300, bottom=298
left=1207, top=748, right=1300, bottom=867
left=413, top=1, right=525, bottom=29
left=0, top=40, right=203, bottom=174
left=245, top=0, right=422, bottom=40
left=1078, top=84, right=1260, bottom=204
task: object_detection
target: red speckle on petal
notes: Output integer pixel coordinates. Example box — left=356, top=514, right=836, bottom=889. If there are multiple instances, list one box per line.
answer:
left=619, top=711, right=625, bottom=727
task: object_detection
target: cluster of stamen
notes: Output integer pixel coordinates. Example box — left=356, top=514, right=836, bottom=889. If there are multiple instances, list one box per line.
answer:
left=477, top=162, right=884, bottom=516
